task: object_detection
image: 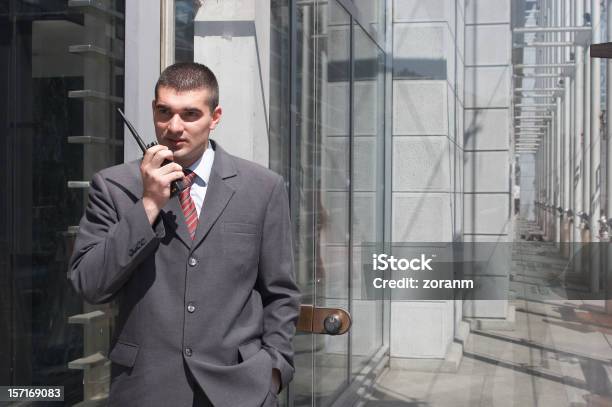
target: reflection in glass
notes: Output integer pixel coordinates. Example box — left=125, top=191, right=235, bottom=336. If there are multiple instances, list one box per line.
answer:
left=351, top=0, right=386, bottom=45
left=270, top=0, right=291, bottom=180
left=0, top=1, right=125, bottom=404
left=175, top=0, right=195, bottom=62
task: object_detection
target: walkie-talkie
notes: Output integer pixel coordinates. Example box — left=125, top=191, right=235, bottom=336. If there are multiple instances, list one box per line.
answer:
left=117, top=108, right=183, bottom=196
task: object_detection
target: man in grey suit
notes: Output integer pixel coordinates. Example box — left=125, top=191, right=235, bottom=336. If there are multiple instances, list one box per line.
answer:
left=69, top=62, right=300, bottom=406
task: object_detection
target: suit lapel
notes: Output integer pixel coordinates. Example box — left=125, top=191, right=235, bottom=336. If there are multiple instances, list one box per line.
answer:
left=191, top=170, right=234, bottom=248
left=191, top=142, right=237, bottom=249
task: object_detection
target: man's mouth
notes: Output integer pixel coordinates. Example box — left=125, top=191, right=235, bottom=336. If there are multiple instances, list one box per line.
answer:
left=167, top=139, right=186, bottom=148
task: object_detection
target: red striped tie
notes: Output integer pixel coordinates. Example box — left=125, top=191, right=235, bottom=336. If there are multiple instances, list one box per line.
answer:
left=179, top=171, right=199, bottom=240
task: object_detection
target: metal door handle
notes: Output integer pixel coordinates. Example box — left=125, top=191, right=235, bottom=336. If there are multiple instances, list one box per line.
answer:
left=296, top=305, right=351, bottom=335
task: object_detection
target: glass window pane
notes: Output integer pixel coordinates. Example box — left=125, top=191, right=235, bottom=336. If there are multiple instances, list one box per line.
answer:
left=290, top=0, right=317, bottom=404
left=175, top=0, right=195, bottom=62
left=1, top=1, right=125, bottom=404
left=351, top=22, right=386, bottom=377
left=314, top=1, right=352, bottom=405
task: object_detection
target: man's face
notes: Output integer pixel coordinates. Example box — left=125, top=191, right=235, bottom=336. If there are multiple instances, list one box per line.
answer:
left=152, top=86, right=222, bottom=168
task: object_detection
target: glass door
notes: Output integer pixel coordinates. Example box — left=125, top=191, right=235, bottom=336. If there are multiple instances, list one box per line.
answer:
left=289, top=1, right=351, bottom=405
left=289, top=0, right=387, bottom=405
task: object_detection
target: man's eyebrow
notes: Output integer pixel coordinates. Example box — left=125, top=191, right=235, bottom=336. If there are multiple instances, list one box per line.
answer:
left=154, top=103, right=202, bottom=113
left=183, top=107, right=203, bottom=113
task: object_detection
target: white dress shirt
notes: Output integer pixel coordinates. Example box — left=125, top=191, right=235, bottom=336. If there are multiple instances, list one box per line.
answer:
left=185, top=141, right=215, bottom=217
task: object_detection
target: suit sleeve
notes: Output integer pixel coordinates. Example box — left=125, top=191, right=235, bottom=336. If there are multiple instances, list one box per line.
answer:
left=69, top=172, right=164, bottom=304
left=257, top=176, right=301, bottom=390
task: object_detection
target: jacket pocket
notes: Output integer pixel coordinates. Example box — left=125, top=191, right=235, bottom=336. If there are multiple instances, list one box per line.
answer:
left=109, top=340, right=140, bottom=367
left=222, top=225, right=259, bottom=269
left=223, top=222, right=258, bottom=235
left=238, top=338, right=262, bottom=362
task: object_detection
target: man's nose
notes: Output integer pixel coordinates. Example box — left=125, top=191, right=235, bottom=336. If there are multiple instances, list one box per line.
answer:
left=167, top=113, right=184, bottom=133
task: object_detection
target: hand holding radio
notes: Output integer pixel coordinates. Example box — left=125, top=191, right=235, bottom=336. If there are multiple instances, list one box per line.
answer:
left=117, top=108, right=185, bottom=224
left=140, top=145, right=184, bottom=224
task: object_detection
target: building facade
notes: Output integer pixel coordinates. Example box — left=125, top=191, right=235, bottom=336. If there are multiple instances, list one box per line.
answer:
left=7, top=0, right=607, bottom=406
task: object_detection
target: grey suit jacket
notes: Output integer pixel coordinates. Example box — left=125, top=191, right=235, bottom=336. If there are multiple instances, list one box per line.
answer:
left=69, top=141, right=300, bottom=407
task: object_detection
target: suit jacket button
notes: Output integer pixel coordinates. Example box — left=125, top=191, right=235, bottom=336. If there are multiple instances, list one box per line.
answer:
left=184, top=347, right=192, bottom=357
left=187, top=303, right=196, bottom=313
left=188, top=257, right=197, bottom=267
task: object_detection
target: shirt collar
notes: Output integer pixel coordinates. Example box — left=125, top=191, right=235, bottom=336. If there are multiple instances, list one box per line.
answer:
left=187, top=140, right=215, bottom=185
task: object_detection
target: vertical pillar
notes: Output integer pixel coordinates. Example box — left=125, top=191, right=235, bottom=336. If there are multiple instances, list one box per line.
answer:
left=548, top=118, right=552, bottom=238
left=546, top=116, right=556, bottom=241
left=584, top=0, right=592, bottom=225
left=565, top=0, right=575, bottom=246
left=124, top=0, right=162, bottom=161
left=553, top=0, right=562, bottom=243
left=538, top=145, right=543, bottom=227
left=194, top=0, right=271, bottom=166
left=589, top=0, right=601, bottom=292
left=536, top=0, right=543, bottom=230
left=608, top=0, right=612, bottom=221
left=462, top=0, right=513, bottom=328
left=605, top=0, right=612, bottom=312
left=548, top=0, right=555, bottom=241
left=555, top=0, right=561, bottom=225
left=574, top=0, right=585, bottom=249
left=560, top=0, right=570, bottom=253
left=581, top=0, right=593, bottom=286
left=391, top=0, right=466, bottom=366
left=557, top=97, right=563, bottom=242
left=566, top=0, right=576, bottom=242
left=536, top=137, right=541, bottom=225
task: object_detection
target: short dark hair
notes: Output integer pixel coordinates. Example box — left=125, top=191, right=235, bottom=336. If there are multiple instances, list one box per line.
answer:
left=155, top=62, right=219, bottom=112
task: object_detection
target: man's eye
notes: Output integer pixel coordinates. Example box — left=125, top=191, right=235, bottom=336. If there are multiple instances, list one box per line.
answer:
left=183, top=111, right=200, bottom=119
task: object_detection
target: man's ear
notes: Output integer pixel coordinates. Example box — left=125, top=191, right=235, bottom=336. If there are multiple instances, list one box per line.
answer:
left=151, top=99, right=156, bottom=116
left=210, top=106, right=222, bottom=130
